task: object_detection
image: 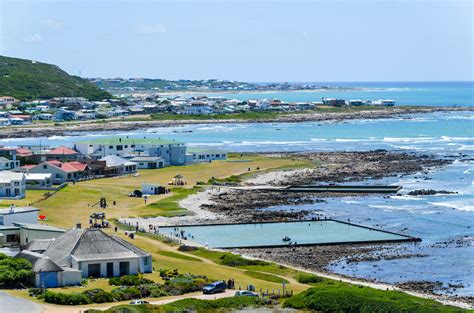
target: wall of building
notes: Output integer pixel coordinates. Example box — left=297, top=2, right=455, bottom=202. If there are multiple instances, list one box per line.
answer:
left=75, top=257, right=141, bottom=278
left=0, top=211, right=38, bottom=226
left=19, top=228, right=64, bottom=246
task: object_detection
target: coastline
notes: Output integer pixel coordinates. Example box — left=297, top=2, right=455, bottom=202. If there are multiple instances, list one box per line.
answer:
left=121, top=151, right=474, bottom=307
left=1, top=106, right=472, bottom=139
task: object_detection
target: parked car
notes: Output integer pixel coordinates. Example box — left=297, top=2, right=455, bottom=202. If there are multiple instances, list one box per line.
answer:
left=235, top=290, right=258, bottom=297
left=130, top=300, right=149, bottom=305
left=203, top=281, right=227, bottom=294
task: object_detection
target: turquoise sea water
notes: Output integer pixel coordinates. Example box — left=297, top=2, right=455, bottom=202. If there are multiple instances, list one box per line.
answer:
left=206, top=81, right=474, bottom=107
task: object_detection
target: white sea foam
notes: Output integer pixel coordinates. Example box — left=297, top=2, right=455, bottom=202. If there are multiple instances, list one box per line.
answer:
left=428, top=200, right=474, bottom=212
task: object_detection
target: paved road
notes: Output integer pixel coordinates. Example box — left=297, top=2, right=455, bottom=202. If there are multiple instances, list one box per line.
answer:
left=0, top=292, right=42, bottom=313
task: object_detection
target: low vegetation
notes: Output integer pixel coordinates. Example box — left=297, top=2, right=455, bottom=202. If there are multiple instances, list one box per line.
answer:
left=295, top=273, right=325, bottom=284
left=283, top=280, right=468, bottom=313
left=156, top=251, right=202, bottom=262
left=85, top=297, right=263, bottom=313
left=31, top=271, right=210, bottom=305
left=0, top=253, right=33, bottom=288
left=0, top=55, right=111, bottom=101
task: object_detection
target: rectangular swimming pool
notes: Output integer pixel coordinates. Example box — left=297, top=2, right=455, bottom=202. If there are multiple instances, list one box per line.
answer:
left=159, top=220, right=416, bottom=248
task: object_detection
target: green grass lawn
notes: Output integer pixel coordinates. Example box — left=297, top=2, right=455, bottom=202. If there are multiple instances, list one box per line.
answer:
left=244, top=271, right=289, bottom=284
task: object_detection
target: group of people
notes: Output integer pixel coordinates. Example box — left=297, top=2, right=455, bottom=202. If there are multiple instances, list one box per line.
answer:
left=227, top=278, right=235, bottom=289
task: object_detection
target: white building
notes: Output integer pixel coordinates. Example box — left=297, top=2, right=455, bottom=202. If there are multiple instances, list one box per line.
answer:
left=0, top=206, right=39, bottom=226
left=25, top=173, right=53, bottom=189
left=76, top=137, right=187, bottom=166
left=0, top=171, right=26, bottom=198
left=141, top=183, right=163, bottom=195
left=99, top=155, right=137, bottom=175
left=0, top=157, right=20, bottom=170
left=187, top=148, right=228, bottom=162
left=130, top=156, right=165, bottom=169
left=24, top=227, right=153, bottom=283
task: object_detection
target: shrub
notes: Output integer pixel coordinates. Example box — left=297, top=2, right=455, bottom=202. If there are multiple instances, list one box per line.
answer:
left=0, top=254, right=33, bottom=287
left=28, top=288, right=46, bottom=297
left=109, top=274, right=154, bottom=286
left=83, top=289, right=115, bottom=303
left=219, top=254, right=268, bottom=267
left=43, top=291, right=91, bottom=305
left=296, top=273, right=325, bottom=284
left=159, top=268, right=179, bottom=280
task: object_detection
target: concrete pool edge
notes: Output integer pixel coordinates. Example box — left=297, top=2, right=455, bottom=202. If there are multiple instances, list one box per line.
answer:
left=160, top=218, right=421, bottom=249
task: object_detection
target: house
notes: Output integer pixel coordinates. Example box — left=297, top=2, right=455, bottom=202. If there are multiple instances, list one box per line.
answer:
left=43, top=146, right=81, bottom=161
left=0, top=222, right=65, bottom=247
left=187, top=148, right=228, bottom=162
left=55, top=108, right=77, bottom=121
left=0, top=171, right=26, bottom=198
left=130, top=156, right=164, bottom=169
left=322, top=98, right=346, bottom=106
left=25, top=173, right=53, bottom=189
left=15, top=250, right=82, bottom=288
left=0, top=157, right=20, bottom=170
left=35, top=227, right=152, bottom=280
left=0, top=206, right=39, bottom=226
left=28, top=161, right=90, bottom=184
left=141, top=183, right=166, bottom=195
left=0, top=96, right=19, bottom=107
left=75, top=137, right=186, bottom=166
left=99, top=155, right=137, bottom=176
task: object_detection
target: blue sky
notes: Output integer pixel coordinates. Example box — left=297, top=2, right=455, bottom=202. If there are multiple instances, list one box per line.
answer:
left=1, top=0, right=472, bottom=81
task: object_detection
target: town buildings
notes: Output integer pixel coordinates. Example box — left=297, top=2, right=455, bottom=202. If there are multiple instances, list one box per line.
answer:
left=0, top=171, right=26, bottom=198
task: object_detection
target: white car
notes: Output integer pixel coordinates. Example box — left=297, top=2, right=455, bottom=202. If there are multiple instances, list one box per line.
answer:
left=235, top=290, right=258, bottom=297
left=130, top=299, right=149, bottom=305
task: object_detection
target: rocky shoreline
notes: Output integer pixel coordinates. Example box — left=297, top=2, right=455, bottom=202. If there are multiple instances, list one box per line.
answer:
left=2, top=106, right=472, bottom=139
left=201, top=151, right=450, bottom=222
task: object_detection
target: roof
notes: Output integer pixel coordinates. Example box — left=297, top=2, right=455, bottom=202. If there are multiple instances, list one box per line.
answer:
left=0, top=157, right=11, bottom=162
left=25, top=173, right=52, bottom=180
left=99, top=155, right=130, bottom=167
left=24, top=239, right=54, bottom=252
left=130, top=156, right=164, bottom=162
left=21, top=164, right=36, bottom=171
left=78, top=137, right=183, bottom=146
left=0, top=171, right=24, bottom=183
left=46, top=160, right=88, bottom=172
left=0, top=206, right=39, bottom=215
left=15, top=148, right=33, bottom=156
left=16, top=250, right=64, bottom=273
left=42, top=228, right=150, bottom=265
left=187, top=147, right=228, bottom=154
left=13, top=222, right=65, bottom=233
left=47, top=146, right=78, bottom=155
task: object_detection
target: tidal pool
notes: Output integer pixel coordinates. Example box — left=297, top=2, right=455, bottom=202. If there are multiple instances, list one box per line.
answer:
left=160, top=220, right=414, bottom=248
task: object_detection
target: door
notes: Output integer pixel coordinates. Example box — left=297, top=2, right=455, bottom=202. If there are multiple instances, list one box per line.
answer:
left=106, top=262, right=114, bottom=277
left=88, top=263, right=101, bottom=278
left=119, top=261, right=130, bottom=276
left=40, top=272, right=58, bottom=288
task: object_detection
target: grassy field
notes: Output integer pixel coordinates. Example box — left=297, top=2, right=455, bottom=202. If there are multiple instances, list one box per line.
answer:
left=4, top=154, right=310, bottom=228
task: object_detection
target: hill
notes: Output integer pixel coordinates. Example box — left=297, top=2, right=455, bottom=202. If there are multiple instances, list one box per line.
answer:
left=0, top=55, right=111, bottom=101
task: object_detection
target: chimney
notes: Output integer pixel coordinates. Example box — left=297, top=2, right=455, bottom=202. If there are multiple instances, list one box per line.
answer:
left=76, top=223, right=81, bottom=229
left=9, top=204, right=15, bottom=213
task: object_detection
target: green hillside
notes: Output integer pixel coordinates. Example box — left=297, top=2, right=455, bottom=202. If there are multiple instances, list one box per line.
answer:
left=0, top=55, right=111, bottom=101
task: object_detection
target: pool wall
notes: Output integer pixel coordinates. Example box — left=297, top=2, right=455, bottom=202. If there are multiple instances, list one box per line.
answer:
left=161, top=219, right=421, bottom=249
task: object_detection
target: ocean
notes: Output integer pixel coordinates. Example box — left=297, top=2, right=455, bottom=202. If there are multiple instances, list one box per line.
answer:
left=206, top=81, right=474, bottom=107
left=1, top=82, right=473, bottom=295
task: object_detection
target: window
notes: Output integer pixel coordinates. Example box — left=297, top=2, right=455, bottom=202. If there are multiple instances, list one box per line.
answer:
left=131, top=145, right=135, bottom=148
left=14, top=182, right=19, bottom=186
left=56, top=173, right=61, bottom=178
left=88, top=264, right=101, bottom=278
left=43, top=165, right=47, bottom=169
left=109, top=146, right=113, bottom=149
left=119, top=261, right=130, bottom=276
left=144, top=257, right=148, bottom=265
left=6, top=234, right=17, bottom=242
left=124, top=145, right=128, bottom=148
left=117, top=145, right=123, bottom=151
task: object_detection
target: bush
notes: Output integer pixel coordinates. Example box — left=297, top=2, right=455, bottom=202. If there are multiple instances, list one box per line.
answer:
left=0, top=254, right=33, bottom=287
left=296, top=273, right=325, bottom=284
left=164, top=275, right=208, bottom=295
left=159, top=268, right=179, bottom=280
left=43, top=291, right=91, bottom=305
left=283, top=284, right=466, bottom=312
left=219, top=254, right=268, bottom=267
left=111, top=286, right=143, bottom=301
left=28, top=288, right=46, bottom=297
left=83, top=289, right=116, bottom=303
left=109, top=274, right=154, bottom=286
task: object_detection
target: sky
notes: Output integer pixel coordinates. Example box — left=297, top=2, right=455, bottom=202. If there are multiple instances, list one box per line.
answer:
left=0, top=0, right=473, bottom=82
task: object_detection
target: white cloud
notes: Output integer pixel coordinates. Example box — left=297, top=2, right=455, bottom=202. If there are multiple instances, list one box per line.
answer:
left=42, top=18, right=63, bottom=29
left=136, top=24, right=167, bottom=34
left=22, top=33, right=43, bottom=43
